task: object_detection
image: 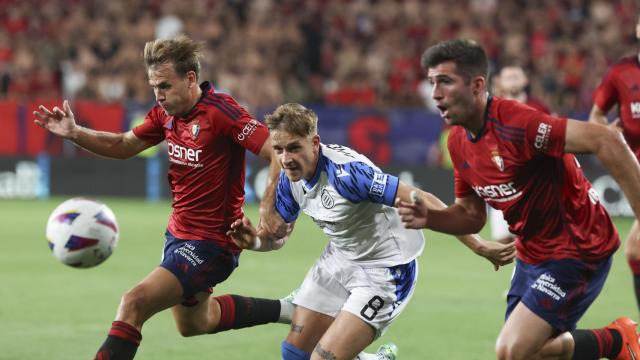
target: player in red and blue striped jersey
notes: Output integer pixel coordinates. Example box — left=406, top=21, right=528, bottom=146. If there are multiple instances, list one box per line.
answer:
left=398, top=39, right=640, bottom=360
left=34, top=35, right=290, bottom=360
left=590, top=14, right=640, bottom=315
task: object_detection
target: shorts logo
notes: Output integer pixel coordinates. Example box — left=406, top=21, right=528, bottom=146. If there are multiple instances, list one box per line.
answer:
left=370, top=173, right=387, bottom=198
left=531, top=273, right=566, bottom=301
left=191, top=122, right=200, bottom=139
left=321, top=188, right=335, bottom=209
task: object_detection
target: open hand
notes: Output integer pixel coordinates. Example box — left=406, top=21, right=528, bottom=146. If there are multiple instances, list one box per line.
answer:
left=226, top=216, right=258, bottom=249
left=33, top=100, right=78, bottom=139
left=475, top=239, right=516, bottom=271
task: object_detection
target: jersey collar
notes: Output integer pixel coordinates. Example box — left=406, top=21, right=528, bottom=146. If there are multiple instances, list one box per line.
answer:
left=466, top=95, right=492, bottom=143
left=303, top=145, right=325, bottom=190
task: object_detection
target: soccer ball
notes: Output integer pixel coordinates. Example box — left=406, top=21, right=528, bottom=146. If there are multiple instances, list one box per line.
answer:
left=46, top=197, right=119, bottom=268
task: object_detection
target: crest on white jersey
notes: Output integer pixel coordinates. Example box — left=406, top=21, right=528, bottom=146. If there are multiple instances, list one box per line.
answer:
left=491, top=151, right=504, bottom=172
left=321, top=188, right=335, bottom=209
left=191, top=123, right=200, bottom=139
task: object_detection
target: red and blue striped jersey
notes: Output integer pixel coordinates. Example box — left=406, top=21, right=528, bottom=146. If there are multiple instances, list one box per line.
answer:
left=447, top=96, right=619, bottom=264
left=133, top=82, right=269, bottom=252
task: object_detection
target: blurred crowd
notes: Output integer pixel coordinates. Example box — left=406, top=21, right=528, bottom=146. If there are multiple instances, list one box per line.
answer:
left=1, top=0, right=638, bottom=115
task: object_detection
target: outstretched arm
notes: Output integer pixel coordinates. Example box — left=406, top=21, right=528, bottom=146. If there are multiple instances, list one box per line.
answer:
left=34, top=100, right=151, bottom=159
left=396, top=182, right=514, bottom=270
left=565, top=119, right=640, bottom=222
left=256, top=137, right=288, bottom=240
left=226, top=216, right=294, bottom=252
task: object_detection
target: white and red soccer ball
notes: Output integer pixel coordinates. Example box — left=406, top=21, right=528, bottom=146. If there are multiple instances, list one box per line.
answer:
left=46, top=198, right=119, bottom=268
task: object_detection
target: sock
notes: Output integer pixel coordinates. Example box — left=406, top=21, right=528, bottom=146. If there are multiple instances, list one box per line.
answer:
left=629, top=259, right=640, bottom=311
left=570, top=328, right=622, bottom=360
left=354, top=353, right=379, bottom=360
left=279, top=298, right=295, bottom=324
left=281, top=341, right=311, bottom=360
left=211, top=294, right=280, bottom=333
left=94, top=321, right=142, bottom=360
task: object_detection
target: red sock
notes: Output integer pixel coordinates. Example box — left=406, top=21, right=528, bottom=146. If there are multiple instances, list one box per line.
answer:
left=94, top=321, right=142, bottom=360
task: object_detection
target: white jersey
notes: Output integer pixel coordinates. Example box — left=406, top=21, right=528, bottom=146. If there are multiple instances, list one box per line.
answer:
left=275, top=143, right=425, bottom=267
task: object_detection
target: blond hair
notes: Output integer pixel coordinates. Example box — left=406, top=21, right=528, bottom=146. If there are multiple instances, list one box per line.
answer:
left=264, top=103, right=318, bottom=137
left=143, top=34, right=203, bottom=78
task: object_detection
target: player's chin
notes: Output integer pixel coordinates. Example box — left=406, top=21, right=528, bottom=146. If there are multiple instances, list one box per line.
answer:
left=284, top=169, right=301, bottom=181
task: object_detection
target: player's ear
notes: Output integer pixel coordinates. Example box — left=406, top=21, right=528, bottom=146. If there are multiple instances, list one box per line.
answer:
left=471, top=76, right=485, bottom=95
left=312, top=134, right=321, bottom=147
left=187, top=71, right=198, bottom=87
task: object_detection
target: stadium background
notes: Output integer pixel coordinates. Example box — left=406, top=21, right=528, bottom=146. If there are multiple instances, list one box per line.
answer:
left=0, top=0, right=637, bottom=359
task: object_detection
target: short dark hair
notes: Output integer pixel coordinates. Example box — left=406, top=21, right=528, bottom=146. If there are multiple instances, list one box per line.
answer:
left=421, top=39, right=488, bottom=82
left=143, top=34, right=203, bottom=79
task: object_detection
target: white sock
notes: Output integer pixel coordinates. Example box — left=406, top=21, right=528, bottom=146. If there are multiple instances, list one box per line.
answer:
left=278, top=299, right=294, bottom=323
left=354, top=352, right=381, bottom=360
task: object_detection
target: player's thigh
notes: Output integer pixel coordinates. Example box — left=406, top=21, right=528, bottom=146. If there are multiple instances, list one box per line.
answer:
left=286, top=305, right=334, bottom=353
left=624, top=220, right=640, bottom=258
left=496, top=302, right=555, bottom=358
left=311, top=311, right=375, bottom=360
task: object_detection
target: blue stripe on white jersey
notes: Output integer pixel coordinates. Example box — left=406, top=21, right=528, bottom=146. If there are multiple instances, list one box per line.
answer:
left=275, top=171, right=300, bottom=223
left=389, top=260, right=416, bottom=302
left=325, top=157, right=399, bottom=206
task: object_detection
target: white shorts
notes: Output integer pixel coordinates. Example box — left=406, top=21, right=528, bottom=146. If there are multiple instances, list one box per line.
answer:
left=292, top=244, right=419, bottom=338
left=489, top=207, right=512, bottom=241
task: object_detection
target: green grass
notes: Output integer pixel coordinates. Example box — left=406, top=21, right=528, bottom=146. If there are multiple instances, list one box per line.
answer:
left=0, top=198, right=635, bottom=359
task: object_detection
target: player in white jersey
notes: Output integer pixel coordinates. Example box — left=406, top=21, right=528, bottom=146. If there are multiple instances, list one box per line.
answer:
left=228, top=103, right=515, bottom=360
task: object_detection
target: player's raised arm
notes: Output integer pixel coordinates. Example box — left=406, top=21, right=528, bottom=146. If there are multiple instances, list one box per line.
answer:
left=256, top=137, right=288, bottom=240
left=565, top=119, right=640, bottom=222
left=396, top=183, right=514, bottom=270
left=34, top=100, right=151, bottom=159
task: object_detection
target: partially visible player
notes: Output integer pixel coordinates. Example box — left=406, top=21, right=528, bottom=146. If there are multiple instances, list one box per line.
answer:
left=228, top=103, right=515, bottom=360
left=488, top=64, right=552, bottom=245
left=398, top=39, right=640, bottom=360
left=590, top=14, right=640, bottom=314
left=34, top=35, right=290, bottom=359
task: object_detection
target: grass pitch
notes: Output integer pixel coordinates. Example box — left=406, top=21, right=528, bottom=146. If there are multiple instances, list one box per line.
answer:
left=0, top=197, right=635, bottom=359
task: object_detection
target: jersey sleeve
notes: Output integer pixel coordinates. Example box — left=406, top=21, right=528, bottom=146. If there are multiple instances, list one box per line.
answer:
left=275, top=171, right=300, bottom=223
left=210, top=94, right=269, bottom=154
left=131, top=107, right=166, bottom=145
left=502, top=102, right=567, bottom=159
left=328, top=161, right=399, bottom=205
left=593, top=68, right=618, bottom=113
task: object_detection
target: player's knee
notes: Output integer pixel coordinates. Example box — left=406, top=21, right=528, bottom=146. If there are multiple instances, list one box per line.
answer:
left=281, top=341, right=311, bottom=360
left=119, top=287, right=152, bottom=324
left=495, top=339, right=529, bottom=360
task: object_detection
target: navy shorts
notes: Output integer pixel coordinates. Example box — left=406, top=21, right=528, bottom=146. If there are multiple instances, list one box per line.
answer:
left=160, top=230, right=239, bottom=303
left=505, top=256, right=612, bottom=333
